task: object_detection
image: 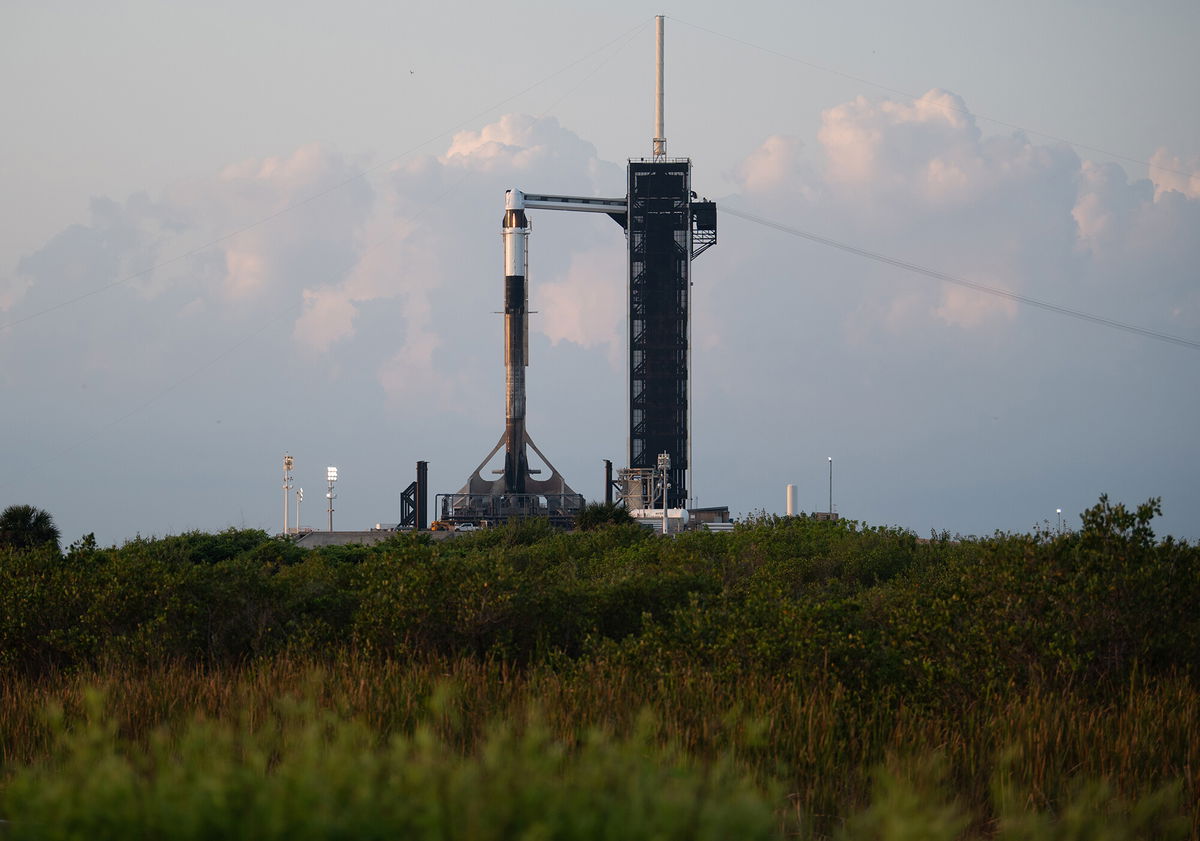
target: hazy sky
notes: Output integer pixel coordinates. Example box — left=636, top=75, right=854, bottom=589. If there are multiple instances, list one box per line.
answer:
left=3, top=0, right=1198, bottom=545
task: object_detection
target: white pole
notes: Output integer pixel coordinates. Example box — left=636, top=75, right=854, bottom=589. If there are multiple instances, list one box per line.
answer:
left=786, top=484, right=797, bottom=517
left=662, top=463, right=668, bottom=535
left=282, top=454, right=293, bottom=535
left=828, top=457, right=833, bottom=515
left=326, top=466, right=338, bottom=532
left=653, top=15, right=665, bottom=157
left=657, top=452, right=671, bottom=535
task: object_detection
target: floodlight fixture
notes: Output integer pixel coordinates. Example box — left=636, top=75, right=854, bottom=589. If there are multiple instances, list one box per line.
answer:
left=326, top=467, right=338, bottom=531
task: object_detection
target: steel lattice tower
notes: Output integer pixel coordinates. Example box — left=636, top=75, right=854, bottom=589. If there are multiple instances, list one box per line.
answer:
left=628, top=160, right=690, bottom=508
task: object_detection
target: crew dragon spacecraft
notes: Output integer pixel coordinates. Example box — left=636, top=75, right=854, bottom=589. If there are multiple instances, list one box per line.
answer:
left=444, top=16, right=717, bottom=526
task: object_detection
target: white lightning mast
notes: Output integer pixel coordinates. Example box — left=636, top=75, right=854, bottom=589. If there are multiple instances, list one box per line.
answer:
left=653, top=15, right=666, bottom=157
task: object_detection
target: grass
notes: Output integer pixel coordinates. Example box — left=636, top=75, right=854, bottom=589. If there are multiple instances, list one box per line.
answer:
left=2, top=652, right=1196, bottom=838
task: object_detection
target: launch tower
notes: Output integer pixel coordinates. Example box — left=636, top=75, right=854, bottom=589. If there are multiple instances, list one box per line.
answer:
left=625, top=15, right=716, bottom=509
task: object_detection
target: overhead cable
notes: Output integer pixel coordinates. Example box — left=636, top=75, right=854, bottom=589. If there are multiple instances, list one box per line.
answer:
left=721, top=205, right=1200, bottom=352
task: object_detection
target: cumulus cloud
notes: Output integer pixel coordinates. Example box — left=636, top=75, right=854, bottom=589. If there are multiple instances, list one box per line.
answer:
left=1148, top=148, right=1200, bottom=200
left=818, top=89, right=980, bottom=191
left=733, top=134, right=817, bottom=198
left=441, top=113, right=607, bottom=190
left=537, top=244, right=625, bottom=361
left=728, top=88, right=1200, bottom=336
left=11, top=193, right=184, bottom=310
left=204, top=143, right=375, bottom=310
left=293, top=285, right=358, bottom=352
left=5, top=114, right=623, bottom=399
left=0, top=274, right=32, bottom=313
left=281, top=114, right=622, bottom=404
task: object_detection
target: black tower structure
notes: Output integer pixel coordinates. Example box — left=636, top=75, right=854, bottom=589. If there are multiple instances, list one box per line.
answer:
left=399, top=460, right=428, bottom=530
left=626, top=159, right=715, bottom=509
left=627, top=159, right=690, bottom=508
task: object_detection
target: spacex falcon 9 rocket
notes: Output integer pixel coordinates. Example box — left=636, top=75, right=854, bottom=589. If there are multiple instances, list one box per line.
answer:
left=501, top=192, right=530, bottom=494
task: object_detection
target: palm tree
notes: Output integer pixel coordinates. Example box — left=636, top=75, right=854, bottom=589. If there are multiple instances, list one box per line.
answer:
left=575, top=502, right=634, bottom=531
left=0, top=504, right=61, bottom=553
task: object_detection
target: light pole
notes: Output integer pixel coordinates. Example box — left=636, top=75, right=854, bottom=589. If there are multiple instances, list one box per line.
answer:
left=282, top=454, right=294, bottom=535
left=296, top=488, right=303, bottom=532
left=326, top=466, right=338, bottom=532
left=1056, top=508, right=1062, bottom=532
left=828, top=456, right=833, bottom=516
left=657, top=452, right=671, bottom=535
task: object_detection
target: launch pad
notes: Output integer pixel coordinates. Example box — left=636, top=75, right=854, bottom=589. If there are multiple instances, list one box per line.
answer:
left=445, top=16, right=716, bottom=527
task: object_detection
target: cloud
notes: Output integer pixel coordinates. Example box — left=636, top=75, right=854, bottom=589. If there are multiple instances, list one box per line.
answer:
left=441, top=113, right=605, bottom=186
left=377, top=326, right=462, bottom=412
left=733, top=134, right=817, bottom=198
left=203, top=143, right=375, bottom=310
left=293, top=285, right=358, bottom=352
left=536, top=244, right=625, bottom=361
left=1148, top=148, right=1200, bottom=200
left=818, top=89, right=980, bottom=192
left=728, top=89, right=1197, bottom=336
left=0, top=274, right=31, bottom=313
left=280, top=115, right=622, bottom=404
left=1070, top=155, right=1200, bottom=329
left=11, top=193, right=183, bottom=311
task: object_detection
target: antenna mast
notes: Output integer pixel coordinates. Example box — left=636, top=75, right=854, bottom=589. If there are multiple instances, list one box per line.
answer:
left=653, top=15, right=665, bottom=157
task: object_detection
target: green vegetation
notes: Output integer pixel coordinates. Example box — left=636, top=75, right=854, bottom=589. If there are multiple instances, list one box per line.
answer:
left=0, top=504, right=60, bottom=554
left=1, top=497, right=1196, bottom=838
left=575, top=500, right=635, bottom=530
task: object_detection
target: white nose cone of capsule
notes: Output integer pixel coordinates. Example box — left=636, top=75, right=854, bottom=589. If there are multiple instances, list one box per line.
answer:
left=503, top=189, right=528, bottom=280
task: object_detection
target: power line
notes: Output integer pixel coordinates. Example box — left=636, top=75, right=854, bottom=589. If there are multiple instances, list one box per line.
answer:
left=720, top=205, right=1200, bottom=353
left=537, top=20, right=650, bottom=118
left=0, top=17, right=652, bottom=335
left=670, top=16, right=1200, bottom=183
